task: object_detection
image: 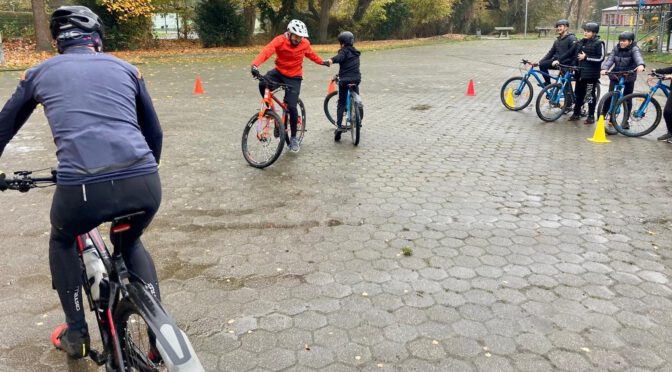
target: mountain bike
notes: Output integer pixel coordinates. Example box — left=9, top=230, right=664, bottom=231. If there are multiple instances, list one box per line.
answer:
left=613, top=71, right=669, bottom=137
left=596, top=69, right=637, bottom=136
left=242, top=72, right=307, bottom=168
left=0, top=169, right=204, bottom=372
left=535, top=64, right=601, bottom=122
left=323, top=75, right=364, bottom=145
left=500, top=59, right=559, bottom=111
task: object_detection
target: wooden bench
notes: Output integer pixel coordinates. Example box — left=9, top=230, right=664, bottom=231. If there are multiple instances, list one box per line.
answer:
left=535, top=26, right=553, bottom=38
left=494, top=26, right=514, bottom=39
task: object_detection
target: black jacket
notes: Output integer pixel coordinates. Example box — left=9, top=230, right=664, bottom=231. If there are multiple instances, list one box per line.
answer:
left=331, top=45, right=361, bottom=82
left=602, top=43, right=645, bottom=83
left=541, top=32, right=578, bottom=65
left=573, top=36, right=605, bottom=80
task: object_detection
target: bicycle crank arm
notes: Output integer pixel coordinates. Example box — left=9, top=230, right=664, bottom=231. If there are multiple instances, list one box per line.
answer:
left=88, top=348, right=108, bottom=366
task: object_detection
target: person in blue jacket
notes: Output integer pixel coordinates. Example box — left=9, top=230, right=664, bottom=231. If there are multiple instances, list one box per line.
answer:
left=0, top=6, right=163, bottom=360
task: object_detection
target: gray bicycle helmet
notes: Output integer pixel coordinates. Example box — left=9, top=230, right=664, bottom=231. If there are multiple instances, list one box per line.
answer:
left=555, top=19, right=570, bottom=27
left=619, top=31, right=635, bottom=41
left=583, top=22, right=599, bottom=33
left=50, top=6, right=103, bottom=40
left=337, top=31, right=354, bottom=46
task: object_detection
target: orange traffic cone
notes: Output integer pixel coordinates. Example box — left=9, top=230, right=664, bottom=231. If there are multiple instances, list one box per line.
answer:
left=327, top=79, right=336, bottom=94
left=194, top=76, right=205, bottom=95
left=466, top=79, right=476, bottom=96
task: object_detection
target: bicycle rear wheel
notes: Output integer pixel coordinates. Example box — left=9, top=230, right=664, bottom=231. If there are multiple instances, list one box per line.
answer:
left=323, top=91, right=338, bottom=126
left=242, top=110, right=285, bottom=168
left=350, top=98, right=361, bottom=146
left=536, top=83, right=567, bottom=122
left=616, top=93, right=661, bottom=137
left=500, top=77, right=534, bottom=111
left=596, top=92, right=620, bottom=135
left=114, top=283, right=203, bottom=372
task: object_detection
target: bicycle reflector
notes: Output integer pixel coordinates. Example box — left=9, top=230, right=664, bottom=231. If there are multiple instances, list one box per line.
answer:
left=111, top=224, right=131, bottom=233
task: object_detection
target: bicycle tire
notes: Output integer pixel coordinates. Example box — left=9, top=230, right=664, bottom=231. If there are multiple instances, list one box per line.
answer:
left=114, top=283, right=204, bottom=372
left=350, top=99, right=361, bottom=146
left=596, top=92, right=620, bottom=135
left=323, top=91, right=338, bottom=126
left=286, top=99, right=307, bottom=145
left=242, top=110, right=285, bottom=169
left=536, top=83, right=567, bottom=122
left=500, top=76, right=534, bottom=111
left=615, top=93, right=662, bottom=137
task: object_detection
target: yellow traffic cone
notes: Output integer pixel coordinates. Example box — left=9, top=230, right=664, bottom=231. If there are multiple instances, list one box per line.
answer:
left=505, top=88, right=515, bottom=107
left=587, top=115, right=611, bottom=143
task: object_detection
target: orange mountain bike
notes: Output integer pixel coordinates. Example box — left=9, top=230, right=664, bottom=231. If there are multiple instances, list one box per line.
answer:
left=242, top=72, right=306, bottom=168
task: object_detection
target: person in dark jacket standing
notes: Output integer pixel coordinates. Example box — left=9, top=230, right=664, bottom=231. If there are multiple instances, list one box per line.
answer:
left=326, top=31, right=361, bottom=141
left=600, top=31, right=645, bottom=122
left=537, top=19, right=578, bottom=86
left=651, top=66, right=672, bottom=142
left=0, top=6, right=163, bottom=359
left=566, top=22, right=605, bottom=124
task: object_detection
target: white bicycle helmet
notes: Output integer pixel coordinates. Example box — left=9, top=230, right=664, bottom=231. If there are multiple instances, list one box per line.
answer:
left=287, top=19, right=309, bottom=38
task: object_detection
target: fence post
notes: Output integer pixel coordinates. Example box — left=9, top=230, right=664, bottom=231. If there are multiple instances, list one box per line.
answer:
left=0, top=33, right=5, bottom=65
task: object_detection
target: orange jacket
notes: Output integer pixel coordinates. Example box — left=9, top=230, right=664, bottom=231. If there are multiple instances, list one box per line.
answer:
left=252, top=33, right=324, bottom=78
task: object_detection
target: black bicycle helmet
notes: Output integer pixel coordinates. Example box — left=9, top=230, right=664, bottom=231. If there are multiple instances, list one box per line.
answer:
left=619, top=31, right=635, bottom=41
left=337, top=31, right=355, bottom=46
left=50, top=6, right=103, bottom=40
left=583, top=22, right=599, bottom=33
left=555, top=19, right=570, bottom=27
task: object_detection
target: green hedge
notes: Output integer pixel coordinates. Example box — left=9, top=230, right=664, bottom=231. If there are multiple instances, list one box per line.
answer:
left=0, top=11, right=34, bottom=38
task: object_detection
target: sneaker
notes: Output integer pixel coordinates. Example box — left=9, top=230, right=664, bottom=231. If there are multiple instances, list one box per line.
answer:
left=584, top=116, right=595, bottom=125
left=657, top=133, right=672, bottom=141
left=580, top=108, right=588, bottom=118
left=667, top=138, right=672, bottom=144
left=289, top=137, right=300, bottom=152
left=568, top=114, right=581, bottom=121
left=622, top=121, right=630, bottom=130
left=51, top=324, right=90, bottom=359
left=334, top=128, right=342, bottom=142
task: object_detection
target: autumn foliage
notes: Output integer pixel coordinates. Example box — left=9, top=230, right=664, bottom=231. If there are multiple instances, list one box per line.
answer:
left=101, top=0, right=154, bottom=21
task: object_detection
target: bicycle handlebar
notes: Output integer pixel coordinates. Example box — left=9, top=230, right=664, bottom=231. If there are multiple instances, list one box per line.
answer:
left=520, top=59, right=538, bottom=67
left=557, top=64, right=580, bottom=71
left=0, top=170, right=57, bottom=193
left=253, top=72, right=289, bottom=91
left=650, top=71, right=668, bottom=79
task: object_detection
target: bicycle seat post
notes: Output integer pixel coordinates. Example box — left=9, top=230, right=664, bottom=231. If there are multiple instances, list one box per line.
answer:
left=109, top=211, right=146, bottom=284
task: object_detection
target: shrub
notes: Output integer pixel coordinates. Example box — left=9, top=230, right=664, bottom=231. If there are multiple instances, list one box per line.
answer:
left=75, top=0, right=155, bottom=50
left=0, top=11, right=34, bottom=38
left=194, top=0, right=249, bottom=47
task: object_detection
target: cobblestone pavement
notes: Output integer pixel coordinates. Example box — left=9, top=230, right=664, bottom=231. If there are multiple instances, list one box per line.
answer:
left=1, top=39, right=672, bottom=371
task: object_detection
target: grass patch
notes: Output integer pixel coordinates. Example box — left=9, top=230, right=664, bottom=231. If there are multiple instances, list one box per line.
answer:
left=401, top=247, right=413, bottom=256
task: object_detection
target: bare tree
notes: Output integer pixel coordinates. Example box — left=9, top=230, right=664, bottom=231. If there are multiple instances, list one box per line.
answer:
left=31, top=0, right=52, bottom=51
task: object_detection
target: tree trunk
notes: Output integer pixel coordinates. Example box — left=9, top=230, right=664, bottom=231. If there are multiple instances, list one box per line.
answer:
left=574, top=0, right=584, bottom=30
left=318, top=0, right=333, bottom=43
left=353, top=0, right=374, bottom=23
left=244, top=2, right=256, bottom=40
left=565, top=0, right=575, bottom=20
left=31, top=0, right=52, bottom=52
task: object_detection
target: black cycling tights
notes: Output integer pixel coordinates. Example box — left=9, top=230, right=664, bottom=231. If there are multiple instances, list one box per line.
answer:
left=49, top=173, right=161, bottom=327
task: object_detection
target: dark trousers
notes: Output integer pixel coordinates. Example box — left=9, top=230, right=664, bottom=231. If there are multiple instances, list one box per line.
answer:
left=539, top=60, right=558, bottom=85
left=601, top=80, right=635, bottom=116
left=337, top=80, right=360, bottom=127
left=665, top=93, right=672, bottom=133
left=258, top=69, right=302, bottom=138
left=573, top=78, right=599, bottom=117
left=49, top=173, right=161, bottom=326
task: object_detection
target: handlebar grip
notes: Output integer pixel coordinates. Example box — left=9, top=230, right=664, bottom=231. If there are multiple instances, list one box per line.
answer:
left=0, top=172, right=7, bottom=192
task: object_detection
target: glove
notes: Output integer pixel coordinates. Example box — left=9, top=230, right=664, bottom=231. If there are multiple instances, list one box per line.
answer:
left=251, top=65, right=260, bottom=77
left=322, top=60, right=331, bottom=67
left=0, top=171, right=7, bottom=192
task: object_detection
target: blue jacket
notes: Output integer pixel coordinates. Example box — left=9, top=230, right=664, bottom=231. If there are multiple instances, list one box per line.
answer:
left=602, top=43, right=645, bottom=83
left=0, top=47, right=162, bottom=185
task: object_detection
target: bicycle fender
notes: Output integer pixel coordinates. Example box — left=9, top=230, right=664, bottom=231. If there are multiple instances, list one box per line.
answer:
left=127, top=284, right=204, bottom=371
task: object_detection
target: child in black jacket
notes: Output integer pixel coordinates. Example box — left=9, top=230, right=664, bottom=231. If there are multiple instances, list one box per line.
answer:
left=562, top=22, right=605, bottom=124
left=327, top=31, right=361, bottom=141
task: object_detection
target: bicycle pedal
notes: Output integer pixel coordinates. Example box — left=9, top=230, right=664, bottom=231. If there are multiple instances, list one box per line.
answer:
left=88, top=348, right=108, bottom=366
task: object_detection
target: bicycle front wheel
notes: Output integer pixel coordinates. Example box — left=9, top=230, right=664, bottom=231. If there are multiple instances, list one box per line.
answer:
left=596, top=92, right=620, bottom=135
left=242, top=110, right=285, bottom=168
left=350, top=99, right=361, bottom=146
left=323, top=91, right=338, bottom=126
left=536, top=83, right=567, bottom=122
left=616, top=93, right=661, bottom=137
left=296, top=99, right=307, bottom=144
left=500, top=77, right=534, bottom=111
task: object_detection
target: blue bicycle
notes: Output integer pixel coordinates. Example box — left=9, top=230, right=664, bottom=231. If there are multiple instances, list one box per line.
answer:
left=323, top=74, right=363, bottom=145
left=500, top=59, right=559, bottom=111
left=613, top=71, right=669, bottom=137
left=596, top=69, right=637, bottom=135
left=535, top=64, right=601, bottom=122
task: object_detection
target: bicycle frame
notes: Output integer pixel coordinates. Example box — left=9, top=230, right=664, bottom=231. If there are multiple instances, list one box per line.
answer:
left=256, top=86, right=288, bottom=139
left=547, top=67, right=576, bottom=107
left=632, top=77, right=670, bottom=118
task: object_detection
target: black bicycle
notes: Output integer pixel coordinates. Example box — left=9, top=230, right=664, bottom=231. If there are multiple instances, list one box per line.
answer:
left=1, top=170, right=204, bottom=372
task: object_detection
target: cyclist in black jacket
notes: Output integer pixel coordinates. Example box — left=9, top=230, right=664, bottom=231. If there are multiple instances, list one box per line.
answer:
left=326, top=31, right=361, bottom=141
left=566, top=22, right=605, bottom=125
left=537, top=19, right=578, bottom=86
left=0, top=6, right=163, bottom=359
